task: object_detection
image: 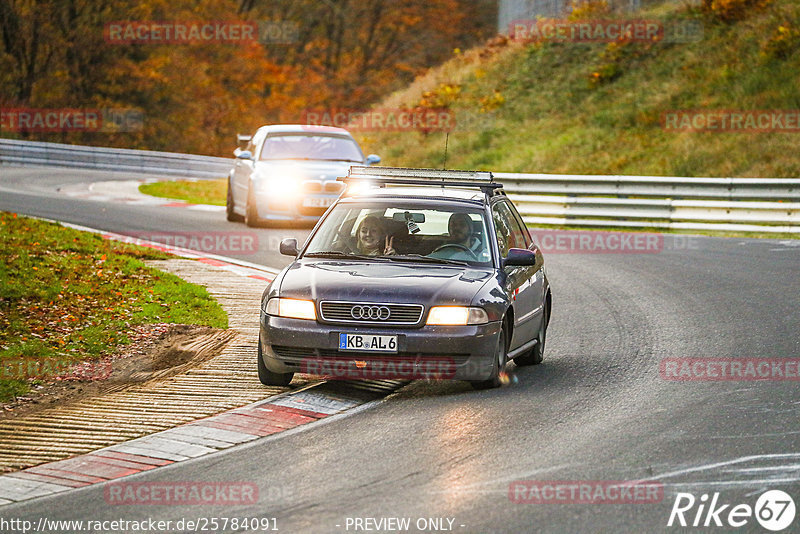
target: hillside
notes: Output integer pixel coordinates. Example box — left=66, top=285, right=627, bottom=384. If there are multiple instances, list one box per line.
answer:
left=360, top=0, right=800, bottom=177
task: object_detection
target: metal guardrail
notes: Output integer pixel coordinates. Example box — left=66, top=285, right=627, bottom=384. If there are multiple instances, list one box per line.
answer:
left=508, top=194, right=800, bottom=233
left=0, top=138, right=230, bottom=178
left=495, top=172, right=800, bottom=201
left=2, top=138, right=798, bottom=233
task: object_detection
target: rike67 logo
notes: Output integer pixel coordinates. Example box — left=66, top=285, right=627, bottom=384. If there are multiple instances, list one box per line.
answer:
left=668, top=490, right=796, bottom=531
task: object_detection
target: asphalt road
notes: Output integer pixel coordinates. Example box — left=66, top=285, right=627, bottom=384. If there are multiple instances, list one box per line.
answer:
left=1, top=166, right=799, bottom=533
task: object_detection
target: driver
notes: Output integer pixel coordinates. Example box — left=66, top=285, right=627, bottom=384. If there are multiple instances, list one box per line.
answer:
left=355, top=216, right=396, bottom=256
left=447, top=213, right=482, bottom=253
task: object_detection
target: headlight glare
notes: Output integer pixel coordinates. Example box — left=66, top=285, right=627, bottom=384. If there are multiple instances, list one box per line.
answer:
left=427, top=306, right=488, bottom=326
left=256, top=175, right=301, bottom=199
left=266, top=298, right=316, bottom=320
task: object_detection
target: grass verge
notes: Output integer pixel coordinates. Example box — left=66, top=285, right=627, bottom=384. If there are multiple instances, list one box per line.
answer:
left=139, top=178, right=227, bottom=206
left=0, top=213, right=228, bottom=402
left=361, top=0, right=800, bottom=178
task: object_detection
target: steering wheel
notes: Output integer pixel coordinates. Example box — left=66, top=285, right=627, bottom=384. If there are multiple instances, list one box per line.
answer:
left=430, top=243, right=479, bottom=261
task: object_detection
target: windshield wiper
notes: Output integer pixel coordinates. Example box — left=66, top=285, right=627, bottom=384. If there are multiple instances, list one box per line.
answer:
left=386, top=254, right=469, bottom=266
left=304, top=251, right=389, bottom=261
left=321, top=158, right=362, bottom=162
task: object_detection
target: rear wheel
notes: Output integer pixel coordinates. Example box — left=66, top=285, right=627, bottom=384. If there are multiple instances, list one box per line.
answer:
left=257, top=338, right=294, bottom=386
left=471, top=327, right=507, bottom=390
left=226, top=178, right=244, bottom=222
left=245, top=185, right=260, bottom=227
left=514, top=308, right=547, bottom=366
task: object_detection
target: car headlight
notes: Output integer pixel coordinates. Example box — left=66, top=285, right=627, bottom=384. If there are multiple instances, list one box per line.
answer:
left=266, top=298, right=317, bottom=320
left=426, top=306, right=488, bottom=326
left=256, top=176, right=301, bottom=198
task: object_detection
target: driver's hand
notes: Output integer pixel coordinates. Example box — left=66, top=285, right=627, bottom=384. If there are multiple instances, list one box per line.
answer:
left=384, top=236, right=396, bottom=255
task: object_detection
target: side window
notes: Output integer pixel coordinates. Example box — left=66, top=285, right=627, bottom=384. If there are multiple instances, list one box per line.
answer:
left=493, top=202, right=529, bottom=257
left=250, top=131, right=265, bottom=159
left=492, top=203, right=513, bottom=258
left=507, top=202, right=532, bottom=248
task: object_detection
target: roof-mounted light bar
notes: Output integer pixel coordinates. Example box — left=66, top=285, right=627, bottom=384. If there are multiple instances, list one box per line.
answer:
left=349, top=166, right=493, bottom=182
left=340, top=166, right=502, bottom=194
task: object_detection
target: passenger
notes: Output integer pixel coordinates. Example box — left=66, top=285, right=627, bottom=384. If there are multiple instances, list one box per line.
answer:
left=447, top=213, right=482, bottom=253
left=355, top=216, right=396, bottom=256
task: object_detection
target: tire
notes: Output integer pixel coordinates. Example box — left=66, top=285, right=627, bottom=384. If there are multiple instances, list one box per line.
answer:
left=514, top=307, right=547, bottom=367
left=226, top=178, right=244, bottom=222
left=257, top=338, right=294, bottom=386
left=471, top=327, right=507, bottom=390
left=244, top=185, right=260, bottom=227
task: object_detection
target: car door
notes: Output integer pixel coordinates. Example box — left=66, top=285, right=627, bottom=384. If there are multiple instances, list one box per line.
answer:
left=507, top=199, right=546, bottom=335
left=232, top=130, right=262, bottom=207
left=491, top=200, right=539, bottom=349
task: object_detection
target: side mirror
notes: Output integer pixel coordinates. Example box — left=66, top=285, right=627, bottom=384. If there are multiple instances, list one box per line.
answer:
left=236, top=150, right=253, bottom=160
left=366, top=154, right=381, bottom=165
left=279, top=238, right=299, bottom=257
left=502, top=248, right=537, bottom=268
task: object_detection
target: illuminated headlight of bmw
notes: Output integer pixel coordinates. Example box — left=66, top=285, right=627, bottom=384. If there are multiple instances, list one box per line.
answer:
left=426, top=306, right=489, bottom=326
left=265, top=298, right=317, bottom=320
left=255, top=175, right=301, bottom=199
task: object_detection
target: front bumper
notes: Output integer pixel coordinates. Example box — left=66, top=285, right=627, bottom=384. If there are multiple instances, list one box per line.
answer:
left=254, top=192, right=337, bottom=221
left=260, top=315, right=502, bottom=381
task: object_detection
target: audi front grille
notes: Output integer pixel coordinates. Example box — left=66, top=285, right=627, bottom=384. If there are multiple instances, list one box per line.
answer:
left=319, top=301, right=424, bottom=325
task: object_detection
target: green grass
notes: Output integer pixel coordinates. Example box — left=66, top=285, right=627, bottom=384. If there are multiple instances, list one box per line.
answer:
left=360, top=0, right=800, bottom=178
left=139, top=179, right=227, bottom=206
left=0, top=213, right=228, bottom=402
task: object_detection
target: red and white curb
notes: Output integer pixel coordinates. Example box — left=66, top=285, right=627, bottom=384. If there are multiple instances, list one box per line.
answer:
left=0, top=383, right=398, bottom=506
left=0, top=217, right=405, bottom=506
left=58, top=179, right=225, bottom=212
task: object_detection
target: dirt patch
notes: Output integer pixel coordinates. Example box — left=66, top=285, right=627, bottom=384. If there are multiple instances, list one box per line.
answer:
left=0, top=323, right=236, bottom=420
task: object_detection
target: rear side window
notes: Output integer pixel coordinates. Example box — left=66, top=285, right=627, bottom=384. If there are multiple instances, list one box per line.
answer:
left=492, top=201, right=528, bottom=257
left=506, top=201, right=533, bottom=248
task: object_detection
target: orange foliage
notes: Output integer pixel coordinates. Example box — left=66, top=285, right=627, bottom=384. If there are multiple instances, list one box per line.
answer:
left=0, top=0, right=496, bottom=155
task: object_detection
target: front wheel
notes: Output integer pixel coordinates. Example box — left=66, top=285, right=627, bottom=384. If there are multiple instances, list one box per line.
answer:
left=257, top=338, right=294, bottom=386
left=471, top=327, right=507, bottom=390
left=245, top=186, right=260, bottom=227
left=514, top=308, right=547, bottom=366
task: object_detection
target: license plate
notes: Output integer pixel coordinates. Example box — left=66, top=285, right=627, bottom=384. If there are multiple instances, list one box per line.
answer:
left=339, top=333, right=397, bottom=353
left=302, top=197, right=335, bottom=208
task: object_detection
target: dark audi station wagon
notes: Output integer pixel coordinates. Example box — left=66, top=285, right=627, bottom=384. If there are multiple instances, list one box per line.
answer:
left=259, top=167, right=552, bottom=389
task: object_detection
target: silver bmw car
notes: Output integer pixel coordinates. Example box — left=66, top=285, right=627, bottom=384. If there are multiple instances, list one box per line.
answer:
left=226, top=124, right=380, bottom=226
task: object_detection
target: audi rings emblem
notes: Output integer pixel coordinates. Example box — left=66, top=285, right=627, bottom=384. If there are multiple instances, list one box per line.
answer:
left=351, top=305, right=391, bottom=321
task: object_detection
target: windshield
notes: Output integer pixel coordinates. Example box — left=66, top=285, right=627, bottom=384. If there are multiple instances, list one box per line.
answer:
left=303, top=202, right=493, bottom=266
left=259, top=134, right=364, bottom=162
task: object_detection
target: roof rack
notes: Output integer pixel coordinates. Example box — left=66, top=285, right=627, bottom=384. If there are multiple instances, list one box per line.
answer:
left=340, top=166, right=502, bottom=194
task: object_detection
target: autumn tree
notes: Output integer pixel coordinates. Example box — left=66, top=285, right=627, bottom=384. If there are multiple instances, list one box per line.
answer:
left=0, top=0, right=496, bottom=154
